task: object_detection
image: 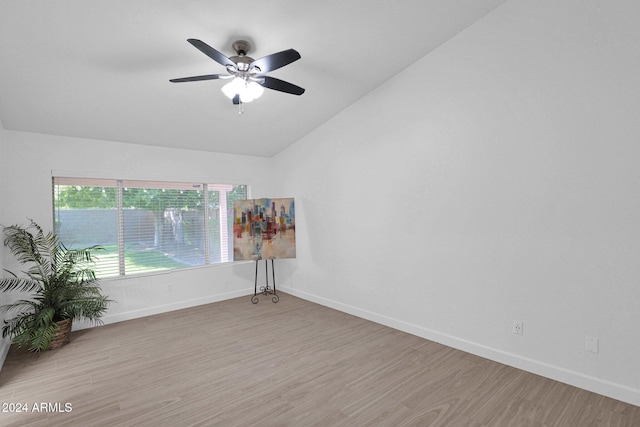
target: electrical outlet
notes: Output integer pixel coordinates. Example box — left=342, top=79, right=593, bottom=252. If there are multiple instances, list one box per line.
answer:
left=512, top=320, right=524, bottom=335
left=586, top=336, right=599, bottom=354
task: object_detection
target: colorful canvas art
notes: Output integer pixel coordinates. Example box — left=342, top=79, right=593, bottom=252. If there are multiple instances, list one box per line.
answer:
left=233, top=198, right=296, bottom=260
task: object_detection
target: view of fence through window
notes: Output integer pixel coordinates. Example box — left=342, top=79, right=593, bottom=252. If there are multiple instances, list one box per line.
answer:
left=53, top=177, right=248, bottom=278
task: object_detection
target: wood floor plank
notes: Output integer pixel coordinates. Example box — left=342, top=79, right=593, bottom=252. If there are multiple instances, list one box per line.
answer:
left=0, top=293, right=638, bottom=426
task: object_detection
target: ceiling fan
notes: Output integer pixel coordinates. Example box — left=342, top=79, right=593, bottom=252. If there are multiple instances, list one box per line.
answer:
left=170, top=39, right=305, bottom=106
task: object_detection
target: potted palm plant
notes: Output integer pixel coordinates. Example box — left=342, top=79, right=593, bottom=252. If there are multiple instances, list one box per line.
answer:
left=0, top=219, right=111, bottom=351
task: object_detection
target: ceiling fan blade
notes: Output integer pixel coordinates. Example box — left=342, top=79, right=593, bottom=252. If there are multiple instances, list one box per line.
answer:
left=169, top=74, right=225, bottom=83
left=187, top=38, right=236, bottom=68
left=251, top=49, right=301, bottom=73
left=260, top=76, right=305, bottom=95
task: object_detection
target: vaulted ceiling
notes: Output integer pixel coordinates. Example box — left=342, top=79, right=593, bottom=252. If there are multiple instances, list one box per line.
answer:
left=0, top=0, right=507, bottom=157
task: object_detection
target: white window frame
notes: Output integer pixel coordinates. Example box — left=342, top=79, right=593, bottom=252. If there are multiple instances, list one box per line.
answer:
left=53, top=176, right=248, bottom=278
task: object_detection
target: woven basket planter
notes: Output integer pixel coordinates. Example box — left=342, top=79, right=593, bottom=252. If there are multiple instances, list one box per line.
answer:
left=49, top=318, right=73, bottom=350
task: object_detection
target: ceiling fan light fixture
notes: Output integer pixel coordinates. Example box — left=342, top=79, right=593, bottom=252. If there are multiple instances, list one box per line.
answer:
left=221, top=77, right=243, bottom=99
left=246, top=81, right=264, bottom=99
left=221, top=77, right=263, bottom=103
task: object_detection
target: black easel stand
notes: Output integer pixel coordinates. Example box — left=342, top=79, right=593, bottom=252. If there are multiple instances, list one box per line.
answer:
left=251, top=259, right=278, bottom=304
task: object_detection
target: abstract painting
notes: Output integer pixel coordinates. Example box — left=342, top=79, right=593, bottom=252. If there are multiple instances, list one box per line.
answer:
left=233, top=198, right=296, bottom=260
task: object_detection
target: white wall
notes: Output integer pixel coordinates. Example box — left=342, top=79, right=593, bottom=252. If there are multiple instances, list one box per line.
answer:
left=0, top=130, right=271, bottom=332
left=272, top=0, right=640, bottom=405
left=0, top=119, right=9, bottom=367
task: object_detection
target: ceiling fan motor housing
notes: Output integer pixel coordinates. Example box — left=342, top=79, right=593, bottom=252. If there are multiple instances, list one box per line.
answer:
left=232, top=40, right=251, bottom=56
left=230, top=40, right=255, bottom=71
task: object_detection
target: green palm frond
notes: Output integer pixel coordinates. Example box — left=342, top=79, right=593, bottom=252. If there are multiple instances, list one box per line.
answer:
left=11, top=310, right=57, bottom=352
left=0, top=274, right=42, bottom=293
left=3, top=220, right=55, bottom=280
left=0, top=299, right=40, bottom=318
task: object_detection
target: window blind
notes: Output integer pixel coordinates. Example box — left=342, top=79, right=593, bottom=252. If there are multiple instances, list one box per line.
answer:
left=53, top=178, right=120, bottom=278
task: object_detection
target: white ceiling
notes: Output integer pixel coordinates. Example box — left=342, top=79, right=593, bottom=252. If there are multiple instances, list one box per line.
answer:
left=0, top=0, right=507, bottom=157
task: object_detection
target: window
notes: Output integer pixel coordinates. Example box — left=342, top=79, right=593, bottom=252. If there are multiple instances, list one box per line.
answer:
left=53, top=177, right=248, bottom=279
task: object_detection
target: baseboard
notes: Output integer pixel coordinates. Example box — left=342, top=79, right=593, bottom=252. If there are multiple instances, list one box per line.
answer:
left=73, top=289, right=253, bottom=331
left=280, top=286, right=640, bottom=407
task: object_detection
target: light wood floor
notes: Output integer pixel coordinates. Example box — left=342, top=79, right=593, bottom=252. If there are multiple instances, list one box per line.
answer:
left=1, top=293, right=639, bottom=426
